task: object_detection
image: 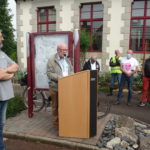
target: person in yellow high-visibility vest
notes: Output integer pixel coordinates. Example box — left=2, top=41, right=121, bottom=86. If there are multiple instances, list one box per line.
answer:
left=108, top=50, right=122, bottom=96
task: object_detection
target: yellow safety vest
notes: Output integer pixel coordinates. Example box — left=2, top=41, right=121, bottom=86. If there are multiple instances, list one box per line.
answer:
left=111, top=56, right=122, bottom=74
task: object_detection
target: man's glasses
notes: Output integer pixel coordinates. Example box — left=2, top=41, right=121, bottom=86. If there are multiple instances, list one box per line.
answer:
left=59, top=48, right=68, bottom=51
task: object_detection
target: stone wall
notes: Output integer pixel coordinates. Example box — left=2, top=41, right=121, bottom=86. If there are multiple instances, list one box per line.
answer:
left=16, top=0, right=25, bottom=70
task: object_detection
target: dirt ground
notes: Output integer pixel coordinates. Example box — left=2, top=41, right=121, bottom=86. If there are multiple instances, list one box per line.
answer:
left=98, top=91, right=150, bottom=124
left=5, top=138, right=75, bottom=150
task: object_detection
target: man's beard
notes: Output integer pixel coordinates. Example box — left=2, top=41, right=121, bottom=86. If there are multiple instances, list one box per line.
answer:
left=0, top=43, right=3, bottom=49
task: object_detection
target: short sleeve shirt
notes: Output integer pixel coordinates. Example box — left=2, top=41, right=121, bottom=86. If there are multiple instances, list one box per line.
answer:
left=121, top=57, right=139, bottom=73
left=0, top=50, right=15, bottom=101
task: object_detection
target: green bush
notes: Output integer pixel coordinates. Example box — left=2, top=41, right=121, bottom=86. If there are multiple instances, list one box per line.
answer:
left=99, top=72, right=111, bottom=84
left=98, top=72, right=111, bottom=92
left=80, top=29, right=90, bottom=52
left=133, top=73, right=142, bottom=84
left=16, top=71, right=25, bottom=80
left=99, top=86, right=109, bottom=92
left=80, top=29, right=91, bottom=68
left=6, top=94, right=26, bottom=118
left=13, top=71, right=26, bottom=84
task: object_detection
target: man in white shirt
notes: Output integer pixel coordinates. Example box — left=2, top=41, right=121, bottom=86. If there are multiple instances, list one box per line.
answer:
left=115, top=50, right=139, bottom=105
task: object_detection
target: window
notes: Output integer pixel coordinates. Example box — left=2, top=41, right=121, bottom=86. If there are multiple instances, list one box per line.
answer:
left=130, top=0, right=150, bottom=52
left=80, top=3, right=103, bottom=51
left=37, top=7, right=56, bottom=32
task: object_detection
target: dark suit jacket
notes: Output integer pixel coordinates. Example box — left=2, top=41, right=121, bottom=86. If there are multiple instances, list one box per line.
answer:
left=83, top=59, right=100, bottom=71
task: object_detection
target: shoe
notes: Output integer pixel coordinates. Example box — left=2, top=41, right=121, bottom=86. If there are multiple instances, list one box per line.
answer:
left=107, top=93, right=113, bottom=96
left=138, top=102, right=146, bottom=107
left=127, top=102, right=132, bottom=106
left=114, top=101, right=120, bottom=105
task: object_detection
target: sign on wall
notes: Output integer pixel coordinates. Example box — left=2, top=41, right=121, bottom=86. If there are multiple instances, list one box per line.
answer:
left=33, top=34, right=70, bottom=89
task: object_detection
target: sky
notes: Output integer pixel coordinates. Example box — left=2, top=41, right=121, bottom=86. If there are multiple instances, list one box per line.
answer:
left=8, top=0, right=16, bottom=30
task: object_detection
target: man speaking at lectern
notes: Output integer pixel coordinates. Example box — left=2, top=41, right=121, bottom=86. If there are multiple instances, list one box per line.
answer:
left=47, top=43, right=74, bottom=128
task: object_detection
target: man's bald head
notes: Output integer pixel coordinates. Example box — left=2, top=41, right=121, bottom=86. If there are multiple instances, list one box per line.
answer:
left=90, top=56, right=97, bottom=63
left=57, top=43, right=67, bottom=50
left=115, top=50, right=120, bottom=56
left=127, top=49, right=133, bottom=55
left=57, top=43, right=68, bottom=58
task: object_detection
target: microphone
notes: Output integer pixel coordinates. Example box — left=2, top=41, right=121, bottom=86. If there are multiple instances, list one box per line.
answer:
left=64, top=53, right=70, bottom=58
left=64, top=53, right=67, bottom=57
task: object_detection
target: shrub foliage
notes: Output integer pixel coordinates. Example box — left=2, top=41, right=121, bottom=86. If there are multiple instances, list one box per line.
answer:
left=6, top=94, right=26, bottom=118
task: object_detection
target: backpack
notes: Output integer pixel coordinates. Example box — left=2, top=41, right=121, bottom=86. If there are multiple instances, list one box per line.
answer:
left=144, top=58, right=150, bottom=77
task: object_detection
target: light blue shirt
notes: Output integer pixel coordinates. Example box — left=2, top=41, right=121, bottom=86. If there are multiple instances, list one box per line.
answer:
left=57, top=55, right=69, bottom=77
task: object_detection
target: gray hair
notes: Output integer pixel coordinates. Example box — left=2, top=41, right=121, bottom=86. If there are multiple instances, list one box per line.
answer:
left=91, top=56, right=97, bottom=61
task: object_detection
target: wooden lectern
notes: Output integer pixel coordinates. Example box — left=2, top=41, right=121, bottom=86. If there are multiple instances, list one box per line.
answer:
left=58, top=70, right=97, bottom=138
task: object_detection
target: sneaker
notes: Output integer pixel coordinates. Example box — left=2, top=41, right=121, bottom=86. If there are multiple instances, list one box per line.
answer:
left=114, top=101, right=120, bottom=105
left=138, top=102, right=146, bottom=107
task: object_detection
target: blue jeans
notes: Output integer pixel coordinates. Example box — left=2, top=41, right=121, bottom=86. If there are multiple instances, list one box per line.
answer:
left=0, top=100, right=8, bottom=150
left=110, top=73, right=122, bottom=89
left=116, top=73, right=134, bottom=102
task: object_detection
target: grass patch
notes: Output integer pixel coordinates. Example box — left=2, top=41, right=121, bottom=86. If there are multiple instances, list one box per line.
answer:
left=6, top=94, right=26, bottom=118
left=99, top=86, right=109, bottom=92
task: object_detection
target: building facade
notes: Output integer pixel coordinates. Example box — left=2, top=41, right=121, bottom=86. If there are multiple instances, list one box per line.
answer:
left=16, top=0, right=150, bottom=72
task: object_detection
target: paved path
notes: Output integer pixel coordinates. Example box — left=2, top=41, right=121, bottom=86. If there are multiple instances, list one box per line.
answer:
left=4, top=108, right=113, bottom=150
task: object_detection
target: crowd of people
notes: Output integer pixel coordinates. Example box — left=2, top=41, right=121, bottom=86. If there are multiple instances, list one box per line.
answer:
left=82, top=49, right=150, bottom=107
left=108, top=49, right=150, bottom=107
